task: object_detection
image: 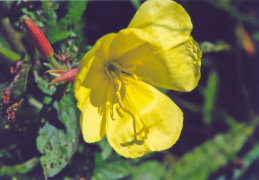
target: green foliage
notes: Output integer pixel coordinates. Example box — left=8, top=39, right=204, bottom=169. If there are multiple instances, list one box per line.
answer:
left=93, top=152, right=165, bottom=180
left=58, top=2, right=87, bottom=26
left=36, top=95, right=79, bottom=178
left=203, top=70, right=218, bottom=125
left=0, top=43, right=20, bottom=62
left=165, top=122, right=255, bottom=180
left=130, top=0, right=141, bottom=9
left=0, top=1, right=259, bottom=179
left=92, top=157, right=131, bottom=180
left=97, top=137, right=113, bottom=161
left=10, top=63, right=31, bottom=99
left=0, top=61, right=31, bottom=121
left=46, top=1, right=87, bottom=44
left=0, top=157, right=39, bottom=176
left=132, top=161, right=165, bottom=180
left=200, top=41, right=231, bottom=53
left=233, top=144, right=259, bottom=179
left=33, top=71, right=56, bottom=95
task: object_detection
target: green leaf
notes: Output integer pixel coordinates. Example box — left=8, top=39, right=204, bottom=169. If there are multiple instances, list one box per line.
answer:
left=200, top=41, right=231, bottom=53
left=165, top=122, right=255, bottom=180
left=46, top=1, right=87, bottom=44
left=0, top=43, right=20, bottom=63
left=36, top=94, right=80, bottom=178
left=92, top=159, right=131, bottom=180
left=0, top=157, right=39, bottom=176
left=253, top=31, right=259, bottom=41
left=130, top=0, right=141, bottom=9
left=203, top=71, right=218, bottom=125
left=21, top=8, right=37, bottom=22
left=233, top=144, right=259, bottom=179
left=41, top=1, right=59, bottom=10
left=97, top=137, right=112, bottom=161
left=0, top=144, right=16, bottom=159
left=46, top=29, right=74, bottom=44
left=33, top=71, right=56, bottom=95
left=132, top=161, right=166, bottom=180
left=57, top=1, right=87, bottom=27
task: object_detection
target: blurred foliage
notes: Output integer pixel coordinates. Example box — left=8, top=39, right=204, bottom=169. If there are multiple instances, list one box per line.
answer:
left=0, top=0, right=259, bottom=180
left=203, top=70, right=218, bottom=125
left=0, top=157, right=39, bottom=176
left=165, top=119, right=257, bottom=180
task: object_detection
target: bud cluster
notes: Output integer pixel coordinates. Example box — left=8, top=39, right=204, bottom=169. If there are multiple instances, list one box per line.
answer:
left=23, top=16, right=78, bottom=87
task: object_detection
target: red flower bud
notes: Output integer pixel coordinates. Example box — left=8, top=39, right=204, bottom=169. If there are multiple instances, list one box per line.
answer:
left=23, top=16, right=53, bottom=59
left=48, top=68, right=78, bottom=87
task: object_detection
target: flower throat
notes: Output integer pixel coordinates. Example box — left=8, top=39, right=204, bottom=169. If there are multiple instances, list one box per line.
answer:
left=104, top=61, right=139, bottom=104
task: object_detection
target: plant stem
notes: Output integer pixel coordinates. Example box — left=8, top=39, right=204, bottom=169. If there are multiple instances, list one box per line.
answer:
left=0, top=18, right=27, bottom=56
left=48, top=56, right=70, bottom=71
left=0, top=44, right=21, bottom=63
left=207, top=0, right=259, bottom=27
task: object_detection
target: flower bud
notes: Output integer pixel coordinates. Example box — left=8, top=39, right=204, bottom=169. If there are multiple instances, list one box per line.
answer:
left=48, top=68, right=78, bottom=87
left=22, top=16, right=53, bottom=59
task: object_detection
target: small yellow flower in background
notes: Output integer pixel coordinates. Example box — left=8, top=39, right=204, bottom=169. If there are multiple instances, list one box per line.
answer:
left=74, top=0, right=201, bottom=158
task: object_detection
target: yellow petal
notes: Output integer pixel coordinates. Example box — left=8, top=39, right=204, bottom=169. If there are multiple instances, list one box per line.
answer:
left=128, top=0, right=192, bottom=50
left=106, top=81, right=183, bottom=158
left=133, top=36, right=202, bottom=92
left=80, top=97, right=107, bottom=143
left=75, top=33, right=116, bottom=111
left=111, top=28, right=201, bottom=91
left=74, top=33, right=116, bottom=142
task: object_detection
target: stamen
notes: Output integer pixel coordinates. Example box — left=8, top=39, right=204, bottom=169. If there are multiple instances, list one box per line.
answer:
left=105, top=60, right=148, bottom=146
left=110, top=61, right=139, bottom=73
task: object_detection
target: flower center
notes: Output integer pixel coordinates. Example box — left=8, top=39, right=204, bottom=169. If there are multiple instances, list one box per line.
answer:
left=104, top=61, right=124, bottom=105
left=105, top=61, right=146, bottom=146
left=104, top=61, right=139, bottom=106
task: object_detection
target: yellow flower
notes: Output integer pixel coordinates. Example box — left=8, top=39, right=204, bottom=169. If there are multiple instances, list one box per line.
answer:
left=74, top=0, right=201, bottom=158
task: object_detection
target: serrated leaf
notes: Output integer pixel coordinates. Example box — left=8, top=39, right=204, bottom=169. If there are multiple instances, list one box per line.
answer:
left=36, top=94, right=80, bottom=178
left=165, top=122, right=255, bottom=180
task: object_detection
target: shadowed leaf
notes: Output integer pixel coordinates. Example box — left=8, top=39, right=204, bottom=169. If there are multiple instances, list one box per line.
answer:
left=36, top=94, right=80, bottom=178
left=0, top=61, right=31, bottom=120
left=33, top=71, right=56, bottom=95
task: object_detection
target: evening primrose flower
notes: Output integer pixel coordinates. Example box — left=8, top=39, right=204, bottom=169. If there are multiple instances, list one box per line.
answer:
left=74, top=0, right=201, bottom=158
